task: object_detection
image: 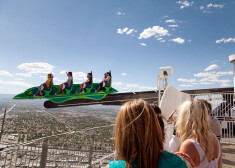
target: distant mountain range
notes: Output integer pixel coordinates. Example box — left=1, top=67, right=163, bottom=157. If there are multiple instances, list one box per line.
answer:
left=0, top=94, right=15, bottom=100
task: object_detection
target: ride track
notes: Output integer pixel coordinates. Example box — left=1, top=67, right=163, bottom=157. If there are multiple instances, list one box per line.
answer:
left=13, top=86, right=234, bottom=108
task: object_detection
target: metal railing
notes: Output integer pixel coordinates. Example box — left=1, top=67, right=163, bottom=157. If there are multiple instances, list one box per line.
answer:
left=0, top=125, right=115, bottom=168
left=191, top=93, right=235, bottom=144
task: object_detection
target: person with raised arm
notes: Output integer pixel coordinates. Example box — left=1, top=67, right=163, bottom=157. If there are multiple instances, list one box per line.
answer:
left=58, top=72, right=73, bottom=94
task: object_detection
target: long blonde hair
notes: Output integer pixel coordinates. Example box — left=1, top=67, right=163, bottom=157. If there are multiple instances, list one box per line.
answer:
left=176, top=99, right=213, bottom=159
left=115, top=99, right=164, bottom=168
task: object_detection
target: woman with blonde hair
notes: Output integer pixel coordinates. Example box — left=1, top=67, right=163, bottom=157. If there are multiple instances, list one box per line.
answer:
left=176, top=99, right=222, bottom=168
left=106, top=99, right=188, bottom=168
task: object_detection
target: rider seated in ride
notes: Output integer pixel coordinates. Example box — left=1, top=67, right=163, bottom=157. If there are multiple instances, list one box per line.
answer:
left=37, top=73, right=53, bottom=96
left=59, top=72, right=73, bottom=94
left=97, top=72, right=111, bottom=92
left=78, top=72, right=92, bottom=93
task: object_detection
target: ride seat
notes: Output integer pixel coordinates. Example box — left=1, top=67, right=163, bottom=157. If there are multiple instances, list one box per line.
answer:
left=65, top=85, right=74, bottom=95
left=43, top=82, right=53, bottom=96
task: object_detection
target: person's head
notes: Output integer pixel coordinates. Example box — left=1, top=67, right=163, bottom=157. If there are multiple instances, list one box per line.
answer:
left=48, top=74, right=52, bottom=78
left=200, top=100, right=212, bottom=116
left=67, top=72, right=72, bottom=76
left=104, top=73, right=107, bottom=77
left=106, top=72, right=111, bottom=76
left=176, top=99, right=213, bottom=159
left=150, top=104, right=165, bottom=140
left=87, top=73, right=92, bottom=78
left=115, top=99, right=163, bottom=168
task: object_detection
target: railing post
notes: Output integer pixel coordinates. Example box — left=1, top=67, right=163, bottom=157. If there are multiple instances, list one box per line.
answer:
left=88, top=130, right=95, bottom=168
left=40, top=138, right=48, bottom=168
left=0, top=107, right=7, bottom=142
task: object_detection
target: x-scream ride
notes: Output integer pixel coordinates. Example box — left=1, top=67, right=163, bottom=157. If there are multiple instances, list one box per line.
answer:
left=13, top=82, right=118, bottom=108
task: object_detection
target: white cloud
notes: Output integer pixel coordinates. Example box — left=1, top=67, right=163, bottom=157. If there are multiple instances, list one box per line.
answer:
left=216, top=38, right=235, bottom=44
left=126, top=29, right=134, bottom=35
left=17, top=62, right=55, bottom=74
left=123, top=27, right=128, bottom=33
left=204, top=64, right=219, bottom=71
left=139, top=43, right=147, bottom=46
left=179, top=84, right=193, bottom=87
left=176, top=1, right=194, bottom=9
left=117, top=29, right=123, bottom=34
left=39, top=75, right=47, bottom=80
left=202, top=10, right=211, bottom=13
left=138, top=86, right=157, bottom=90
left=126, top=84, right=139, bottom=88
left=194, top=71, right=232, bottom=87
left=194, top=71, right=232, bottom=78
left=124, top=84, right=156, bottom=91
left=117, top=12, right=125, bottom=16
left=207, top=3, right=224, bottom=9
left=171, top=37, right=185, bottom=44
left=199, top=82, right=214, bottom=85
left=0, top=70, right=13, bottom=76
left=112, top=82, right=123, bottom=87
left=16, top=73, right=32, bottom=77
left=194, top=72, right=212, bottom=78
left=121, top=73, right=127, bottom=76
left=201, top=3, right=224, bottom=13
left=15, top=78, right=24, bottom=81
left=178, top=78, right=196, bottom=83
left=165, top=19, right=176, bottom=23
left=156, top=37, right=166, bottom=43
left=216, top=71, right=233, bottom=76
left=221, top=83, right=231, bottom=87
left=93, top=78, right=101, bottom=83
left=138, top=26, right=170, bottom=39
left=168, top=25, right=179, bottom=28
left=117, top=27, right=136, bottom=35
left=73, top=72, right=87, bottom=81
left=0, top=80, right=32, bottom=87
left=53, top=77, right=64, bottom=84
left=60, top=70, right=67, bottom=75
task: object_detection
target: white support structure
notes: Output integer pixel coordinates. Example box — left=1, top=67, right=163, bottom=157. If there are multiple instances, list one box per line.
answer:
left=157, top=66, right=173, bottom=106
left=229, top=54, right=235, bottom=97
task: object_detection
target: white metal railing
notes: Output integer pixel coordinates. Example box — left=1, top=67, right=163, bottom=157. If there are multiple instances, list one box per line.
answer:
left=0, top=125, right=115, bottom=168
left=191, top=93, right=235, bottom=144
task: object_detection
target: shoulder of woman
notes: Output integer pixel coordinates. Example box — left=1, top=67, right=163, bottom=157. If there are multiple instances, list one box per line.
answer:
left=108, top=160, right=126, bottom=168
left=159, top=151, right=187, bottom=167
left=180, top=139, right=197, bottom=152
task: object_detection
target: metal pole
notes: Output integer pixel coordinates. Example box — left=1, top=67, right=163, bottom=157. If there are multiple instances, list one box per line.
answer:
left=0, top=107, right=7, bottom=142
left=229, top=54, right=235, bottom=97
left=88, top=130, right=95, bottom=168
left=157, top=75, right=161, bottom=106
left=39, top=138, right=48, bottom=168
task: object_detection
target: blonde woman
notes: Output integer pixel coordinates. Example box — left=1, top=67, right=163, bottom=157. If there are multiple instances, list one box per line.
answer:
left=176, top=99, right=222, bottom=168
left=106, top=99, right=189, bottom=168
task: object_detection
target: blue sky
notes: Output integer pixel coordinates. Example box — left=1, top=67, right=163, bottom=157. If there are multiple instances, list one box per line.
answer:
left=0, top=0, right=234, bottom=94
